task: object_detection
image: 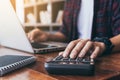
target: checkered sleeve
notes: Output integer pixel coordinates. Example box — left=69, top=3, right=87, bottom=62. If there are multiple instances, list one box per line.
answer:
left=112, top=0, right=120, bottom=36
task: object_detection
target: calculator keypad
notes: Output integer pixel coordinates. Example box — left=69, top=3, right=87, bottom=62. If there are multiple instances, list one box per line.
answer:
left=51, top=55, right=94, bottom=65
left=45, top=55, right=95, bottom=75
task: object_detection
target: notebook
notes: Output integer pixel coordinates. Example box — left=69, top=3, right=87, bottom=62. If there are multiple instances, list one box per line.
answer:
left=0, top=55, right=36, bottom=76
left=0, top=0, right=67, bottom=54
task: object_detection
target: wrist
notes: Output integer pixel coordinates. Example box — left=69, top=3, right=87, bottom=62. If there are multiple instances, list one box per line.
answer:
left=93, top=37, right=114, bottom=55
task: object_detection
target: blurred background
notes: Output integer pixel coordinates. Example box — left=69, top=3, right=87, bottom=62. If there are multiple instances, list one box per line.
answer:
left=11, top=0, right=65, bottom=33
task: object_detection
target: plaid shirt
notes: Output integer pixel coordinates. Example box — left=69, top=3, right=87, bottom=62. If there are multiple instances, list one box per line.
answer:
left=59, top=0, right=120, bottom=42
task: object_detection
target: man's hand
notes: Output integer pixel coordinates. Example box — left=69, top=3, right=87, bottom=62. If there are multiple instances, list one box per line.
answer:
left=59, top=39, right=106, bottom=59
left=27, top=28, right=48, bottom=42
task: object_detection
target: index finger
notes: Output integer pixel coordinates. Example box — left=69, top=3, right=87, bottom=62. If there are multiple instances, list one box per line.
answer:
left=63, top=39, right=81, bottom=57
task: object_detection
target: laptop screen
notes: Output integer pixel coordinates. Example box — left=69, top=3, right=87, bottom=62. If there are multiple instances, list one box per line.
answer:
left=0, top=0, right=34, bottom=53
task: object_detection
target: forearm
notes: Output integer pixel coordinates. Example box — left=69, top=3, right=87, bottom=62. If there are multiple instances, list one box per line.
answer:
left=47, top=32, right=67, bottom=42
left=110, top=34, right=120, bottom=53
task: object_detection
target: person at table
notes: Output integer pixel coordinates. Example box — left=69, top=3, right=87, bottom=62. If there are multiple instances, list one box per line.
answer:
left=28, top=0, right=120, bottom=59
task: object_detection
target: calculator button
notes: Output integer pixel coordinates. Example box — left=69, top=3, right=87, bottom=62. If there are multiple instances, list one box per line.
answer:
left=62, top=57, right=69, bottom=61
left=53, top=55, right=63, bottom=60
left=69, top=58, right=75, bottom=61
left=76, top=57, right=83, bottom=62
left=82, top=58, right=91, bottom=64
left=90, top=58, right=94, bottom=62
left=90, top=58, right=94, bottom=65
left=68, top=58, right=76, bottom=64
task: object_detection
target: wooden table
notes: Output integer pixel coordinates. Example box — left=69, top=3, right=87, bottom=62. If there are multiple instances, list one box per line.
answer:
left=0, top=46, right=120, bottom=80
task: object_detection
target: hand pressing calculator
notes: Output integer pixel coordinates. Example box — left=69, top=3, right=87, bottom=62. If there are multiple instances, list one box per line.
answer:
left=44, top=55, right=95, bottom=75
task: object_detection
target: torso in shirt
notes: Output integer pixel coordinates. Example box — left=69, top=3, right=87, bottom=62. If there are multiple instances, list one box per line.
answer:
left=77, top=0, right=94, bottom=40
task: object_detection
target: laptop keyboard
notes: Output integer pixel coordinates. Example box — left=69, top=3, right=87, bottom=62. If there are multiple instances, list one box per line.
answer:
left=31, top=42, right=67, bottom=54
left=31, top=42, right=56, bottom=49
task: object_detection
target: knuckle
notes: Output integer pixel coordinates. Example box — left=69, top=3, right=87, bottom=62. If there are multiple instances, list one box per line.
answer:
left=84, top=39, right=90, bottom=42
left=78, top=41, right=82, bottom=44
left=70, top=41, right=76, bottom=45
left=87, top=41, right=93, bottom=44
left=75, top=47, right=81, bottom=52
left=97, top=46, right=100, bottom=49
left=100, top=42, right=105, bottom=47
left=81, top=40, right=90, bottom=45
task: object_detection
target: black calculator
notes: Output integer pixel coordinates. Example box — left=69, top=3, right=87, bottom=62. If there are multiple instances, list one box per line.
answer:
left=44, top=55, right=95, bottom=75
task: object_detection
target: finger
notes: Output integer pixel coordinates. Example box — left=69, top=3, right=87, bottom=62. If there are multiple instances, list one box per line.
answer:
left=78, top=41, right=93, bottom=58
left=63, top=39, right=81, bottom=57
left=30, top=31, right=37, bottom=41
left=27, top=33, right=31, bottom=40
left=90, top=46, right=100, bottom=59
left=34, top=35, right=46, bottom=42
left=27, top=30, right=35, bottom=41
left=70, top=39, right=89, bottom=58
left=33, top=37, right=39, bottom=42
left=27, top=32, right=34, bottom=42
left=59, top=52, right=64, bottom=55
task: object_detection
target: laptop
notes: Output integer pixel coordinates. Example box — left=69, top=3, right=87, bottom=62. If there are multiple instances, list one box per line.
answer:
left=0, top=0, right=67, bottom=54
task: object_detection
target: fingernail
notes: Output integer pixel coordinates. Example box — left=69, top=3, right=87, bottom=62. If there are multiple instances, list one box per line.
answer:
left=59, top=52, right=63, bottom=55
left=90, top=55, right=94, bottom=59
left=63, top=53, right=67, bottom=57
left=70, top=53, right=75, bottom=58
